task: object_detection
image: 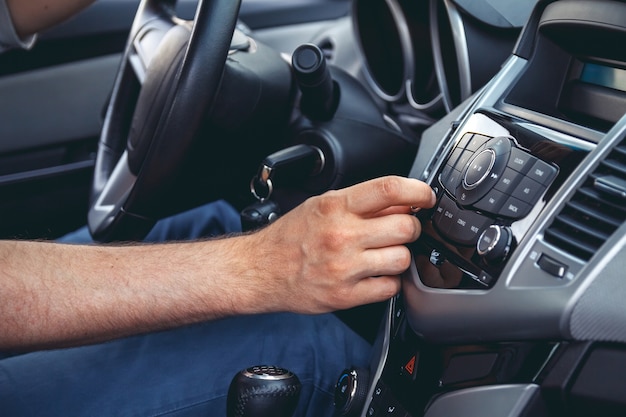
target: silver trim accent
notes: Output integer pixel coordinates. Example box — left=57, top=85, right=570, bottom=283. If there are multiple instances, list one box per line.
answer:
left=359, top=298, right=394, bottom=417
left=476, top=225, right=502, bottom=256
left=352, top=0, right=412, bottom=102
left=88, top=151, right=137, bottom=234
left=243, top=366, right=293, bottom=381
left=406, top=79, right=444, bottom=111
left=312, top=145, right=326, bottom=174
left=516, top=122, right=597, bottom=152
left=342, top=369, right=359, bottom=411
left=383, top=114, right=403, bottom=133
left=423, top=384, right=539, bottom=417
left=430, top=0, right=472, bottom=113
left=250, top=176, right=273, bottom=202
left=462, top=149, right=496, bottom=190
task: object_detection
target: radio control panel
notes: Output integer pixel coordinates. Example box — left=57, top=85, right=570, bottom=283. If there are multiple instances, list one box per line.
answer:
left=434, top=133, right=557, bottom=247
left=411, top=112, right=585, bottom=290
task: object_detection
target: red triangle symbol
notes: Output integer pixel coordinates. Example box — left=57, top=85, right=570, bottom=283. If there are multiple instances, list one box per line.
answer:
left=404, top=356, right=416, bottom=375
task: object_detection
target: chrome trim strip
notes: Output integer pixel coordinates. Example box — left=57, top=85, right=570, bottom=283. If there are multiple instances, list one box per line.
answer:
left=406, top=79, right=444, bottom=111
left=430, top=0, right=472, bottom=112
left=423, top=384, right=539, bottom=417
left=359, top=298, right=394, bottom=417
left=517, top=122, right=597, bottom=152
left=444, top=0, right=472, bottom=102
left=351, top=0, right=412, bottom=101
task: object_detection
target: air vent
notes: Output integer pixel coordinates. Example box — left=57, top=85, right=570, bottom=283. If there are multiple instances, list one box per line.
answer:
left=544, top=138, right=626, bottom=261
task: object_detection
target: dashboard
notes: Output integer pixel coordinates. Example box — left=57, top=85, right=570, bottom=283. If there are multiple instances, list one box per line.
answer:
left=4, top=0, right=624, bottom=415
left=336, top=1, right=626, bottom=416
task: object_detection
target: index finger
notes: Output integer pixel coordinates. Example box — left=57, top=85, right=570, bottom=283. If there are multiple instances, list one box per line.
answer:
left=345, top=176, right=436, bottom=215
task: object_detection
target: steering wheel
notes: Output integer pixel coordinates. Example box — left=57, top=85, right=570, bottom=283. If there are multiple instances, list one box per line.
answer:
left=88, top=0, right=241, bottom=242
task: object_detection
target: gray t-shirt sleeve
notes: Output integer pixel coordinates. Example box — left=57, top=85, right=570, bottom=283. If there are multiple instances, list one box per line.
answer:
left=0, top=0, right=36, bottom=53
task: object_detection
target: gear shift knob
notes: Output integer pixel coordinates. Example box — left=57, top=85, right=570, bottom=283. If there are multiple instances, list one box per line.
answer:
left=226, top=365, right=301, bottom=417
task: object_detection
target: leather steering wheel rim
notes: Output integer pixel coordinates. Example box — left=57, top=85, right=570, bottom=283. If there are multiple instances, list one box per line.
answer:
left=88, top=0, right=241, bottom=242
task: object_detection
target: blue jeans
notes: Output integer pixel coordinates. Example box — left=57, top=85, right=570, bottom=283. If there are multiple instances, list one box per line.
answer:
left=0, top=313, right=370, bottom=416
left=0, top=201, right=371, bottom=416
left=58, top=200, right=244, bottom=243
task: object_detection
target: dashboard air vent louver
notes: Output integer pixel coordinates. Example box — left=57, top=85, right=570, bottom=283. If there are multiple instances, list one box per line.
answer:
left=544, top=138, right=626, bottom=262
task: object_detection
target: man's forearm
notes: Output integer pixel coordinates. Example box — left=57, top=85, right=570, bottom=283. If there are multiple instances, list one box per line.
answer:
left=0, top=236, right=262, bottom=351
left=6, top=0, right=96, bottom=37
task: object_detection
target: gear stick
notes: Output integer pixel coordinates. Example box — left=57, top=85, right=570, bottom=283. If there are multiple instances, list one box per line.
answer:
left=226, top=365, right=301, bottom=417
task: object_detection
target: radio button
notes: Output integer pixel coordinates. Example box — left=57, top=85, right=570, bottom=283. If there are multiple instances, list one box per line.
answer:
left=446, top=148, right=463, bottom=168
left=440, top=165, right=462, bottom=193
left=465, top=134, right=490, bottom=152
left=494, top=168, right=522, bottom=195
left=453, top=150, right=474, bottom=172
left=456, top=132, right=474, bottom=149
left=512, top=176, right=545, bottom=204
left=474, top=189, right=506, bottom=213
left=485, top=136, right=512, bottom=156
left=527, top=159, right=557, bottom=185
left=446, top=209, right=492, bottom=246
left=508, top=148, right=536, bottom=174
left=432, top=195, right=458, bottom=235
left=499, top=196, right=532, bottom=219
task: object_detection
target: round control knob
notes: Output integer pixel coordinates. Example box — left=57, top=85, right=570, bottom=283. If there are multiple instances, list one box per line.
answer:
left=463, top=149, right=496, bottom=190
left=334, top=367, right=370, bottom=416
left=477, top=225, right=512, bottom=263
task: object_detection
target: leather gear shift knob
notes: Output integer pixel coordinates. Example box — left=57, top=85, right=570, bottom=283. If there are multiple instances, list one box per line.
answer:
left=226, top=365, right=301, bottom=417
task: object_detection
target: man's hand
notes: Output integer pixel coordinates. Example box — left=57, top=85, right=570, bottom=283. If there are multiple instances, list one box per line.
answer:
left=246, top=176, right=436, bottom=314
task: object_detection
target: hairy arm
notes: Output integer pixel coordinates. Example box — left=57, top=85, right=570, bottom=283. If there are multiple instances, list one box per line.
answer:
left=0, top=176, right=435, bottom=351
left=0, top=236, right=259, bottom=350
left=6, top=0, right=96, bottom=37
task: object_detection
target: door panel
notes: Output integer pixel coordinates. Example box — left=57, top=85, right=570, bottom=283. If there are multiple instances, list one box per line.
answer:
left=0, top=55, right=119, bottom=153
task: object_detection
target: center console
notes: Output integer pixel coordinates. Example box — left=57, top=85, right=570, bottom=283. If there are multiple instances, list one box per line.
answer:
left=352, top=1, right=626, bottom=417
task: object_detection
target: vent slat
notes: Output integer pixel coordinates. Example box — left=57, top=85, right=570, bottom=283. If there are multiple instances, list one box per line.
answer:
left=566, top=200, right=623, bottom=228
left=576, top=186, right=626, bottom=214
left=613, top=143, right=626, bottom=157
left=612, top=144, right=626, bottom=158
left=600, top=159, right=626, bottom=177
left=544, top=228, right=596, bottom=260
left=554, top=213, right=611, bottom=241
left=544, top=138, right=626, bottom=262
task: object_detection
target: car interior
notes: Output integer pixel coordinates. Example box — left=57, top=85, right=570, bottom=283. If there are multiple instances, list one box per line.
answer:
left=2, top=0, right=626, bottom=416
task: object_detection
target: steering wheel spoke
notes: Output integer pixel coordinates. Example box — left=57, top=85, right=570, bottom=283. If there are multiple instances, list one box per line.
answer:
left=129, top=14, right=177, bottom=84
left=88, top=151, right=138, bottom=236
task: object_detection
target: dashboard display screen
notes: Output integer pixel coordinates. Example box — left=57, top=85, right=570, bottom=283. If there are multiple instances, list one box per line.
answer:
left=580, top=62, right=626, bottom=92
